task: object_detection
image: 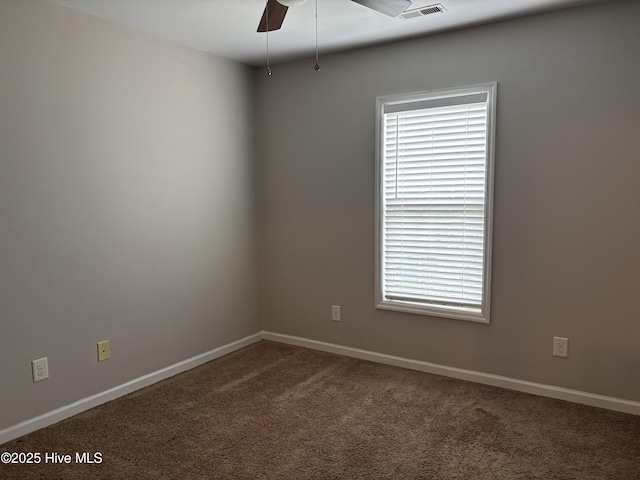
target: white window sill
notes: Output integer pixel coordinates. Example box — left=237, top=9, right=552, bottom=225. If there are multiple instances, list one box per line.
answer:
left=376, top=299, right=490, bottom=324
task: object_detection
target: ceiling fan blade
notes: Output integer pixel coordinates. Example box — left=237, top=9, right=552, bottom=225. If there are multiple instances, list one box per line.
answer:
left=351, top=0, right=412, bottom=17
left=257, top=0, right=289, bottom=32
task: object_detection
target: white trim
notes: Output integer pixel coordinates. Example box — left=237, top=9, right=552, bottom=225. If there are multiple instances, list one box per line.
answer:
left=262, top=331, right=640, bottom=416
left=376, top=299, right=488, bottom=324
left=4, top=329, right=638, bottom=445
left=0, top=332, right=262, bottom=445
left=374, top=82, right=497, bottom=324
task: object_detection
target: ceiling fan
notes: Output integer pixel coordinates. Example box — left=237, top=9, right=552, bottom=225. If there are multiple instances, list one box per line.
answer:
left=257, top=0, right=412, bottom=32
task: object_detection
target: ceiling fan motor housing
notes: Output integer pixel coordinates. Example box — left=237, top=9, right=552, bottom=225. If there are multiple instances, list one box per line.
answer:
left=276, top=0, right=308, bottom=6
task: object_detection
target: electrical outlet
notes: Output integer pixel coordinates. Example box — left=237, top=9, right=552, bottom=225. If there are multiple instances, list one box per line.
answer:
left=97, top=340, right=110, bottom=362
left=32, top=357, right=49, bottom=382
left=553, top=337, right=568, bottom=358
left=331, top=305, right=341, bottom=322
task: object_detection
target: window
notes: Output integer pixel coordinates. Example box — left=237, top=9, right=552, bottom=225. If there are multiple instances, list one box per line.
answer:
left=375, top=83, right=496, bottom=323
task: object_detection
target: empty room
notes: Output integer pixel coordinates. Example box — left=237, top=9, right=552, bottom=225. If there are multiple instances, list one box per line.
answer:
left=1, top=0, right=639, bottom=478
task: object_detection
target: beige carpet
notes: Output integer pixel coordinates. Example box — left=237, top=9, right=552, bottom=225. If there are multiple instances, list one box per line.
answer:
left=1, top=341, right=639, bottom=479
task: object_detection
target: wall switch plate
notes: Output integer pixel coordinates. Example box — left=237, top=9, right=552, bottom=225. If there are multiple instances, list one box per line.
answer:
left=32, top=357, right=49, bottom=382
left=553, top=337, right=568, bottom=358
left=331, top=305, right=341, bottom=322
left=97, top=340, right=110, bottom=362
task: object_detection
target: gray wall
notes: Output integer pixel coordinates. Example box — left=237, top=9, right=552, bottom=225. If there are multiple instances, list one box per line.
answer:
left=257, top=0, right=640, bottom=402
left=0, top=0, right=260, bottom=430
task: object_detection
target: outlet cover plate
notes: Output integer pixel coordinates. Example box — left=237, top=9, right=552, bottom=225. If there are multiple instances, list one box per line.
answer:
left=97, top=340, right=110, bottom=362
left=32, top=357, right=49, bottom=382
left=331, top=305, right=341, bottom=322
left=553, top=336, right=568, bottom=358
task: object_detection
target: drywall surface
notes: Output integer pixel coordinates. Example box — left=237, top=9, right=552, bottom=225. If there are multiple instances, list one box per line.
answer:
left=0, top=0, right=259, bottom=430
left=257, top=0, right=640, bottom=401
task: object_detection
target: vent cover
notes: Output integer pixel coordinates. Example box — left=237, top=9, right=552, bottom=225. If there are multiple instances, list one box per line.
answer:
left=400, top=3, right=446, bottom=20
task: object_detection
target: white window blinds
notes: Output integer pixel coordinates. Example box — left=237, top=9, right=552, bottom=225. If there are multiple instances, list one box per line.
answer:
left=377, top=85, right=495, bottom=321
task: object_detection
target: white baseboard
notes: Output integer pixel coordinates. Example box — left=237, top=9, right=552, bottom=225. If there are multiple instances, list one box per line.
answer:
left=262, top=331, right=640, bottom=416
left=0, top=332, right=262, bottom=445
left=3, top=329, right=638, bottom=445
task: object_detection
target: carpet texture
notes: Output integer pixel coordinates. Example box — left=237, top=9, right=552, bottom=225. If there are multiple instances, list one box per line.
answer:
left=1, top=341, right=639, bottom=479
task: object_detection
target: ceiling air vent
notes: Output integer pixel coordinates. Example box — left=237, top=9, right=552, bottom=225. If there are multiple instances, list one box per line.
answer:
left=400, top=4, right=446, bottom=20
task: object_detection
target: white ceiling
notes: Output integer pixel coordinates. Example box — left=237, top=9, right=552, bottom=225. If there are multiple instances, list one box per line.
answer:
left=50, top=0, right=604, bottom=66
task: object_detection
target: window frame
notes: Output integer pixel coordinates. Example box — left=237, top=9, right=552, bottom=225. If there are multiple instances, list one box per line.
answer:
left=374, top=83, right=497, bottom=324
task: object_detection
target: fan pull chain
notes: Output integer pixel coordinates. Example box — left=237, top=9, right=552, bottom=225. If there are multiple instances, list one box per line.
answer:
left=266, top=0, right=272, bottom=76
left=314, top=0, right=320, bottom=71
